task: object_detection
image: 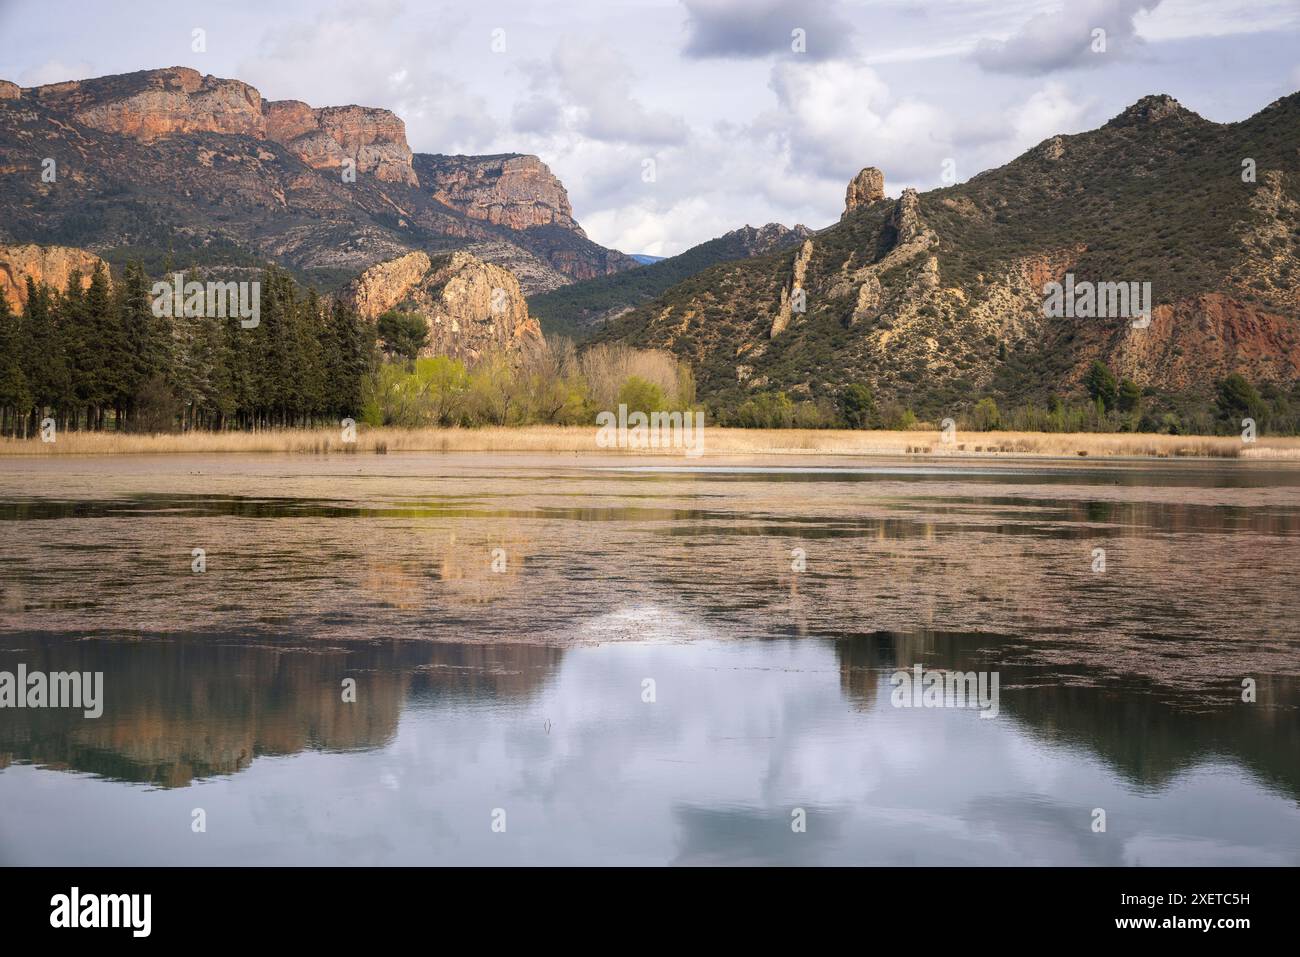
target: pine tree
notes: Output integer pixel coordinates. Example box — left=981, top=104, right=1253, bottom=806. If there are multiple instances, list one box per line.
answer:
left=61, top=271, right=91, bottom=428
left=21, top=277, right=70, bottom=433
left=0, top=287, right=31, bottom=436
left=5, top=264, right=395, bottom=435
left=84, top=262, right=121, bottom=429
left=295, top=287, right=327, bottom=426
left=120, top=260, right=172, bottom=428
left=327, top=297, right=372, bottom=420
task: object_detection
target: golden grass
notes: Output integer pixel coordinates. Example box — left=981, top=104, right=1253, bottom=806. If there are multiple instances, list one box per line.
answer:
left=3, top=425, right=1300, bottom=460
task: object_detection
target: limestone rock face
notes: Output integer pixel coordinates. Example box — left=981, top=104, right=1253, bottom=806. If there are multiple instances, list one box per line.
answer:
left=843, top=167, right=885, bottom=217
left=726, top=222, right=815, bottom=254
left=422, top=154, right=579, bottom=231
left=891, top=188, right=924, bottom=245
left=0, top=80, right=20, bottom=101
left=266, top=100, right=417, bottom=185
left=341, top=251, right=433, bottom=322
left=343, top=251, right=541, bottom=362
left=32, top=67, right=266, bottom=141
left=22, top=67, right=418, bottom=185
left=771, top=239, right=814, bottom=339
left=0, top=243, right=109, bottom=311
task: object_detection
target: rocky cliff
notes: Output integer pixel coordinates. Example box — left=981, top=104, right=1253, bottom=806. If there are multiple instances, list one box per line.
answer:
left=343, top=250, right=541, bottom=362
left=413, top=153, right=638, bottom=282
left=266, top=99, right=417, bottom=185
left=0, top=243, right=108, bottom=310
left=421, top=154, right=579, bottom=230
left=22, top=67, right=418, bottom=186
left=30, top=67, right=266, bottom=141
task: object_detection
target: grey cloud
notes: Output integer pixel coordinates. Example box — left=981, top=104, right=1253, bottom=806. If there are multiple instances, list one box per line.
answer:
left=974, top=0, right=1161, bottom=75
left=511, top=95, right=562, bottom=135
left=681, top=0, right=855, bottom=61
left=513, top=39, right=688, bottom=146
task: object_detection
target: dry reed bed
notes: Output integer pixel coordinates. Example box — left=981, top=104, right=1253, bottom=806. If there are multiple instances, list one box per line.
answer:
left=2, top=427, right=1300, bottom=460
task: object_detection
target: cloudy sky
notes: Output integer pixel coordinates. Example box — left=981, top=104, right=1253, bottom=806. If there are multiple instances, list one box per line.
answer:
left=3, top=0, right=1299, bottom=255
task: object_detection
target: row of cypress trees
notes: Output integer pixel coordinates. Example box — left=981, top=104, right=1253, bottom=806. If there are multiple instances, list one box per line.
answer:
left=0, top=262, right=374, bottom=436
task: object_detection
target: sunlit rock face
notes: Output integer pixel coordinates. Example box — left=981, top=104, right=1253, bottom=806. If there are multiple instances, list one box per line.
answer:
left=266, top=99, right=417, bottom=185
left=843, top=166, right=885, bottom=217
left=0, top=243, right=108, bottom=310
left=31, top=67, right=267, bottom=141
left=24, top=67, right=419, bottom=186
left=422, top=153, right=580, bottom=231
left=342, top=250, right=541, bottom=362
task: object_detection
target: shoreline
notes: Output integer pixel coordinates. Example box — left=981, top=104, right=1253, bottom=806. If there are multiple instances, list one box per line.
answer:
left=2, top=425, right=1300, bottom=461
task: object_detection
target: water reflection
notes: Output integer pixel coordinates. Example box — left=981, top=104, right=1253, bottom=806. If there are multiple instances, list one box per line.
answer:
left=1, top=453, right=1297, bottom=865
left=1, top=628, right=1296, bottom=865
left=0, top=634, right=562, bottom=787
left=834, top=630, right=1300, bottom=800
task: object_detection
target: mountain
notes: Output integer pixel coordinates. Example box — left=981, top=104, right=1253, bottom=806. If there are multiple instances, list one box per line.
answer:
left=0, top=67, right=636, bottom=294
left=600, top=93, right=1300, bottom=422
left=528, top=222, right=813, bottom=340
left=630, top=254, right=665, bottom=265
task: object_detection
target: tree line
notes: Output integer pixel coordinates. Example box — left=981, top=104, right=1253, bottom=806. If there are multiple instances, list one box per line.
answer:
left=2, top=261, right=1294, bottom=438
left=720, top=362, right=1300, bottom=435
left=0, top=263, right=372, bottom=436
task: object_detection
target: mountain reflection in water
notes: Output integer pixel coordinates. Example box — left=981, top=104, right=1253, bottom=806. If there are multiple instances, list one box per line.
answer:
left=1, top=453, right=1297, bottom=865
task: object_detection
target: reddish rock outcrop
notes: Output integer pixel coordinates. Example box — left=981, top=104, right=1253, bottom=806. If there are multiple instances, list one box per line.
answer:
left=0, top=243, right=109, bottom=311
left=421, top=154, right=580, bottom=231
left=0, top=80, right=20, bottom=101
left=771, top=239, right=814, bottom=339
left=22, top=67, right=418, bottom=186
left=266, top=100, right=417, bottom=185
left=1107, top=293, right=1300, bottom=389
left=31, top=67, right=265, bottom=141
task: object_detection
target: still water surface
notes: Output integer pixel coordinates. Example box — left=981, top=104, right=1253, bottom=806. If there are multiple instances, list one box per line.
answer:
left=0, top=453, right=1297, bottom=865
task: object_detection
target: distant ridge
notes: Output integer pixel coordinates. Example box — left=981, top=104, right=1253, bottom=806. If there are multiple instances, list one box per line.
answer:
left=529, top=222, right=813, bottom=340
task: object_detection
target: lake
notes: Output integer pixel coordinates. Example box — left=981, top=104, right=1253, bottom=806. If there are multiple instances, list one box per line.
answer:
left=1, top=452, right=1297, bottom=865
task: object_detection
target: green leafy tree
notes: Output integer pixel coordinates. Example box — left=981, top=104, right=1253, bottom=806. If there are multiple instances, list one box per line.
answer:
left=840, top=383, right=876, bottom=429
left=1118, top=378, right=1141, bottom=414
left=1215, top=373, right=1266, bottom=432
left=616, top=375, right=666, bottom=415
left=736, top=391, right=796, bottom=428
left=1085, top=360, right=1119, bottom=413
left=416, top=356, right=470, bottom=425
left=970, top=396, right=1001, bottom=431
left=377, top=310, right=428, bottom=367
